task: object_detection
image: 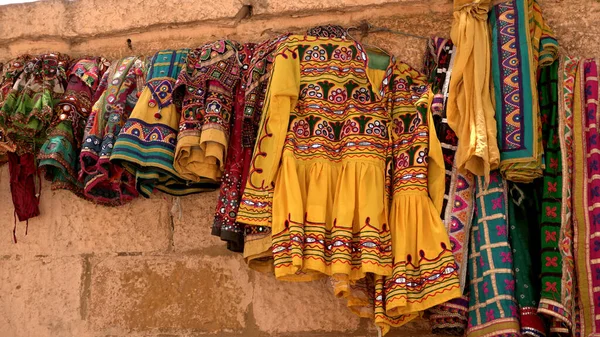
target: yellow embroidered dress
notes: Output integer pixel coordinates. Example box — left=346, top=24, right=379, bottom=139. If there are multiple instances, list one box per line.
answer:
left=237, top=36, right=460, bottom=318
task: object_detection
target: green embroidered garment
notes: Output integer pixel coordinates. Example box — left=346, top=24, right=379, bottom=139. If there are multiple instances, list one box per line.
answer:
left=467, top=171, right=520, bottom=337
left=0, top=53, right=70, bottom=155
left=507, top=182, right=545, bottom=337
left=39, top=57, right=110, bottom=194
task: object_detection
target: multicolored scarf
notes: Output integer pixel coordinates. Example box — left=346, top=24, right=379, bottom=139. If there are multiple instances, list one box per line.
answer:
left=572, top=58, right=600, bottom=337
left=39, top=57, right=110, bottom=194
left=545, top=54, right=579, bottom=335
left=490, top=0, right=558, bottom=182
left=507, top=183, right=545, bottom=337
left=467, top=171, right=520, bottom=337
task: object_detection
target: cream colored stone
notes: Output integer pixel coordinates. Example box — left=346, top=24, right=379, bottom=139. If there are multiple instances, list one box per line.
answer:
left=0, top=167, right=171, bottom=257
left=0, top=256, right=87, bottom=337
left=88, top=255, right=252, bottom=333
left=251, top=271, right=361, bottom=334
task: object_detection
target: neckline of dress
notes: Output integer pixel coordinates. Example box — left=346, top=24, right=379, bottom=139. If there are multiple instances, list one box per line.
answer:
left=349, top=38, right=396, bottom=101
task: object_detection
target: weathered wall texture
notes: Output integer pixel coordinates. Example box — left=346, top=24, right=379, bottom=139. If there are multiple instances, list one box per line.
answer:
left=0, top=0, right=598, bottom=336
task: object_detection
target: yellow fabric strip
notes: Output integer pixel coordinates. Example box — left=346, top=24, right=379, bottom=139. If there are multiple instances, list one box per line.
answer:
left=447, top=0, right=499, bottom=183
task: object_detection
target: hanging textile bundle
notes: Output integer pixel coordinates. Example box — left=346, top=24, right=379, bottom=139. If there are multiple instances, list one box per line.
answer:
left=173, top=40, right=242, bottom=184
left=490, top=0, right=559, bottom=182
left=447, top=0, right=499, bottom=183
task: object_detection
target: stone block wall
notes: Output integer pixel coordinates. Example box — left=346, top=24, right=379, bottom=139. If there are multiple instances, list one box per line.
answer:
left=0, top=0, right=599, bottom=336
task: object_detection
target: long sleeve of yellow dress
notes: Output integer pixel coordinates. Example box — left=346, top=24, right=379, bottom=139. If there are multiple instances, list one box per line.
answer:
left=427, top=93, right=445, bottom=214
left=447, top=0, right=499, bottom=183
left=237, top=42, right=300, bottom=271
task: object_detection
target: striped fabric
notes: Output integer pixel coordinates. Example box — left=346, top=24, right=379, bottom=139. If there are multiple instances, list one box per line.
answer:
left=111, top=49, right=219, bottom=197
left=572, top=58, right=600, bottom=337
left=546, top=54, right=579, bottom=335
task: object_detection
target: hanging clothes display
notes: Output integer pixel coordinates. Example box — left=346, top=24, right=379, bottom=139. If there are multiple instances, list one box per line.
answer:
left=38, top=57, right=110, bottom=194
left=447, top=0, right=499, bottom=182
left=111, top=49, right=217, bottom=197
left=79, top=56, right=145, bottom=205
left=173, top=40, right=242, bottom=184
left=0, top=53, right=69, bottom=232
left=424, top=37, right=473, bottom=336
left=490, top=0, right=558, bottom=183
left=2, top=14, right=600, bottom=337
left=572, top=58, right=600, bottom=337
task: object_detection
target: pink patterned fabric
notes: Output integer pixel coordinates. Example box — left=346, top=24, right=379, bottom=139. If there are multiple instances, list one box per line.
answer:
left=574, top=58, right=600, bottom=336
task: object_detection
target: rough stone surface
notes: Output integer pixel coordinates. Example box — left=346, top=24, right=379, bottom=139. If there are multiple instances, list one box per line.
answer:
left=0, top=168, right=171, bottom=256
left=172, top=191, right=230, bottom=254
left=251, top=272, right=361, bottom=334
left=0, top=0, right=598, bottom=336
left=543, top=0, right=600, bottom=59
left=88, top=255, right=252, bottom=333
left=0, top=256, right=87, bottom=337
